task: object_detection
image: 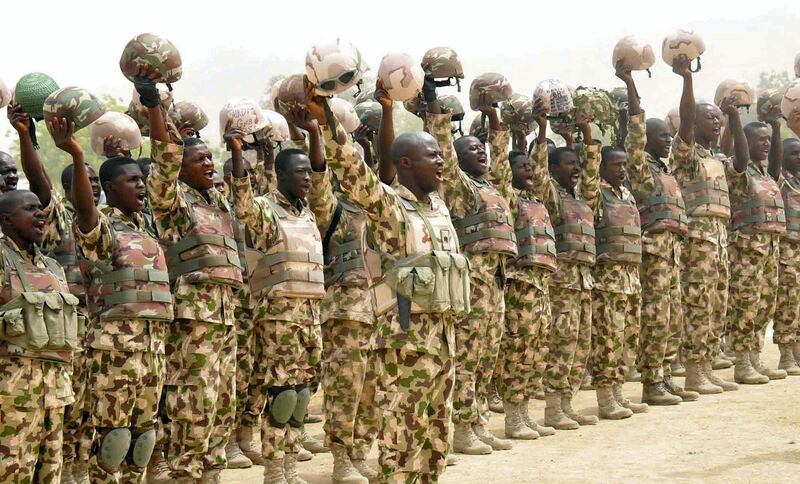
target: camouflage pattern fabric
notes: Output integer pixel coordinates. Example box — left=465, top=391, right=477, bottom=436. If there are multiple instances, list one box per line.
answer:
left=169, top=101, right=208, bottom=132
left=421, top=47, right=464, bottom=80
left=469, top=73, right=513, bottom=111
left=43, top=86, right=106, bottom=130
left=119, top=33, right=183, bottom=84
left=86, top=349, right=164, bottom=483
left=233, top=306, right=265, bottom=429
left=0, top=404, right=65, bottom=483
left=591, top=290, right=640, bottom=387
left=774, top=172, right=800, bottom=344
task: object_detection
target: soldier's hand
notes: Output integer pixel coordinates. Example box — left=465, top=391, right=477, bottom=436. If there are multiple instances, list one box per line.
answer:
left=49, top=117, right=82, bottom=157
left=303, top=76, right=329, bottom=124
left=102, top=136, right=126, bottom=158
left=7, top=103, right=30, bottom=135
left=284, top=104, right=319, bottom=133
left=354, top=124, right=371, bottom=146
left=223, top=124, right=246, bottom=152
left=719, top=96, right=739, bottom=117
left=374, top=80, right=393, bottom=110
left=532, top=98, right=549, bottom=127
left=133, top=65, right=162, bottom=108
left=672, top=55, right=692, bottom=78
left=178, top=122, right=196, bottom=139
left=614, top=61, right=633, bottom=83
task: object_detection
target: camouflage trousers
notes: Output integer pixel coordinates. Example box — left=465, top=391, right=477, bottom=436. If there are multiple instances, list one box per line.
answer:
left=375, top=347, right=454, bottom=484
left=164, top=321, right=236, bottom=479
left=497, top=279, right=550, bottom=403
left=322, top=318, right=379, bottom=460
left=638, top=252, right=684, bottom=384
left=87, top=349, right=164, bottom=483
left=234, top=306, right=266, bottom=429
left=253, top=319, right=322, bottom=460
left=62, top=348, right=93, bottom=466
left=681, top=239, right=729, bottom=362
left=774, top=255, right=800, bottom=344
left=452, top=276, right=505, bottom=424
left=590, top=290, right=639, bottom=387
left=544, top=285, right=592, bottom=395
left=728, top=240, right=779, bottom=353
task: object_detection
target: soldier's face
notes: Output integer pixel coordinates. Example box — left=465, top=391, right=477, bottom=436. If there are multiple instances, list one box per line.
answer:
left=510, top=155, right=535, bottom=190
left=601, top=152, right=628, bottom=189
left=784, top=141, right=800, bottom=173
left=106, top=164, right=146, bottom=214
left=212, top=172, right=227, bottom=197
left=87, top=166, right=101, bottom=205
left=279, top=155, right=312, bottom=201
left=180, top=143, right=215, bottom=191
left=645, top=120, right=672, bottom=159
left=4, top=192, right=46, bottom=243
left=409, top=137, right=444, bottom=194
left=456, top=136, right=488, bottom=178
left=695, top=105, right=721, bottom=145
left=550, top=151, right=581, bottom=191
left=747, top=127, right=771, bottom=162
left=0, top=155, right=19, bottom=192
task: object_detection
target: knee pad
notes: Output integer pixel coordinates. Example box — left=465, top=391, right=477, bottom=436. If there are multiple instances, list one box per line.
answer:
left=98, top=428, right=132, bottom=472
left=292, top=385, right=310, bottom=424
left=268, top=387, right=297, bottom=425
left=127, top=428, right=156, bottom=469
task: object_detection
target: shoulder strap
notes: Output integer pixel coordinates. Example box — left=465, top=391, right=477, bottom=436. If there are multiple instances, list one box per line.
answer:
left=322, top=201, right=345, bottom=263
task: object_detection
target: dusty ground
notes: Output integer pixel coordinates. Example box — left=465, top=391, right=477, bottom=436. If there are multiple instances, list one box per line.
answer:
left=223, top=334, right=800, bottom=483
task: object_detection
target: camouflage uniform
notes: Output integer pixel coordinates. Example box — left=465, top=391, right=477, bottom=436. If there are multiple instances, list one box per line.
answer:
left=308, top=168, right=379, bottom=459
left=626, top=113, right=687, bottom=384
left=670, top=136, right=730, bottom=363
left=323, top=125, right=456, bottom=483
left=428, top=112, right=514, bottom=426
left=774, top=171, right=800, bottom=345
left=41, top=193, right=93, bottom=470
left=544, top=145, right=601, bottom=394
left=148, top=140, right=239, bottom=480
left=726, top=162, right=783, bottom=353
left=486, top=140, right=554, bottom=402
left=0, top=238, right=75, bottom=483
left=231, top=177, right=323, bottom=461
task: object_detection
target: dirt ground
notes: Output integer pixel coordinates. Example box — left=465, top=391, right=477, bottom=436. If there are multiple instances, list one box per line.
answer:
left=223, top=332, right=800, bottom=483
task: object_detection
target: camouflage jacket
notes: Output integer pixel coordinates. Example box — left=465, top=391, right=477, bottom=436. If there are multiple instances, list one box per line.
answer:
left=546, top=144, right=601, bottom=290
left=322, top=124, right=456, bottom=357
left=670, top=135, right=728, bottom=247
left=780, top=170, right=800, bottom=265
left=308, top=168, right=375, bottom=325
left=147, top=139, right=237, bottom=326
left=74, top=206, right=167, bottom=354
left=626, top=112, right=682, bottom=265
left=232, top=176, right=320, bottom=327
left=593, top=180, right=641, bottom=295
left=726, top=160, right=781, bottom=254
left=253, top=162, right=277, bottom=196
left=427, top=112, right=510, bottom=286
left=487, top=137, right=552, bottom=291
left=0, top=238, right=74, bottom=409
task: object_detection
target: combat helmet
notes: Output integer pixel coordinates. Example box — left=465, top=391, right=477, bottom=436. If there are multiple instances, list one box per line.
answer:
left=714, top=79, right=756, bottom=109
left=169, top=101, right=209, bottom=137
left=331, top=98, right=360, bottom=133
left=219, top=98, right=269, bottom=145
left=469, top=72, right=513, bottom=110
left=119, top=33, right=182, bottom=88
left=612, top=35, right=655, bottom=76
left=0, top=78, right=11, bottom=109
left=421, top=47, right=465, bottom=91
left=90, top=111, right=143, bottom=156
left=305, top=39, right=367, bottom=97
left=757, top=89, right=786, bottom=122
left=377, top=52, right=424, bottom=102
left=501, top=93, right=535, bottom=133
left=533, top=79, right=574, bottom=117
left=43, top=87, right=106, bottom=136
left=662, top=29, right=706, bottom=72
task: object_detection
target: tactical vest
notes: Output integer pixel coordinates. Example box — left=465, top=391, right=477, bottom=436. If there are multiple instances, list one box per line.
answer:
left=49, top=206, right=88, bottom=298
left=249, top=198, right=326, bottom=300
left=164, top=190, right=243, bottom=288
left=376, top=192, right=471, bottom=316
left=782, top=175, right=800, bottom=242
left=86, top=217, right=174, bottom=323
left=511, top=195, right=557, bottom=273
left=0, top=241, right=79, bottom=362
left=636, top=162, right=688, bottom=236
left=730, top=164, right=786, bottom=234
left=452, top=181, right=518, bottom=257
left=324, top=199, right=382, bottom=288
left=596, top=186, right=642, bottom=265
left=682, top=156, right=731, bottom=220
left=554, top=192, right=596, bottom=265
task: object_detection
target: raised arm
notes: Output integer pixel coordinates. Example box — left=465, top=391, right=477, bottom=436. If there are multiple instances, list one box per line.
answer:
left=375, top=81, right=396, bottom=184
left=578, top=120, right=601, bottom=212
left=619, top=68, right=650, bottom=194
left=50, top=118, right=98, bottom=233
left=8, top=104, right=53, bottom=206
left=767, top=119, right=783, bottom=180
left=253, top=139, right=277, bottom=195
left=674, top=56, right=695, bottom=146
left=720, top=98, right=749, bottom=173
left=531, top=107, right=551, bottom=203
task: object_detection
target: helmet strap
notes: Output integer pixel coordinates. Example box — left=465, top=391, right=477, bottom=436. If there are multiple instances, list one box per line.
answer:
left=646, top=68, right=652, bottom=78
left=322, top=98, right=344, bottom=145
left=353, top=79, right=363, bottom=98
left=690, top=57, right=702, bottom=73
left=456, top=78, right=461, bottom=92
left=29, top=118, right=39, bottom=150
left=166, top=83, right=173, bottom=92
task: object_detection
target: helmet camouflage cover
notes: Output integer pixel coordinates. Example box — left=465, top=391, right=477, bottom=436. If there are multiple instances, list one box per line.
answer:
left=572, top=86, right=618, bottom=133
left=119, top=33, right=182, bottom=85
left=305, top=39, right=367, bottom=96
left=439, top=94, right=465, bottom=121
left=43, top=86, right=106, bottom=131
left=276, top=74, right=308, bottom=110
left=355, top=101, right=382, bottom=131
left=757, top=88, right=785, bottom=122
left=500, top=93, right=534, bottom=132
left=377, top=52, right=424, bottom=102
left=421, top=47, right=464, bottom=80
left=469, top=72, right=513, bottom=110
left=170, top=101, right=209, bottom=132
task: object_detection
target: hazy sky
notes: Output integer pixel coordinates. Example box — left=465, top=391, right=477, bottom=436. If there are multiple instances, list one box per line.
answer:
left=3, top=0, right=800, bottom=150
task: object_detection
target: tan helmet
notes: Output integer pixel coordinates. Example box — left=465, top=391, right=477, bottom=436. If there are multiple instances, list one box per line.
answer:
left=264, top=110, right=290, bottom=143
left=43, top=86, right=106, bottom=132
left=305, top=39, right=367, bottom=97
left=219, top=98, right=269, bottom=144
left=612, top=35, right=655, bottom=76
left=469, top=73, right=513, bottom=110
left=330, top=98, right=360, bottom=133
left=714, top=79, right=756, bottom=109
left=90, top=112, right=143, bottom=156
left=263, top=76, right=286, bottom=110
left=757, top=88, right=786, bottom=122
left=338, top=71, right=376, bottom=105
left=664, top=107, right=680, bottom=137
left=781, top=81, right=800, bottom=124
left=119, top=33, right=182, bottom=86
left=377, top=52, right=424, bottom=102
left=126, top=87, right=173, bottom=136
left=276, top=74, right=308, bottom=111
left=500, top=93, right=535, bottom=132
left=662, top=29, right=706, bottom=71
left=533, top=79, right=573, bottom=116
left=421, top=47, right=465, bottom=91
left=0, top=78, right=10, bottom=109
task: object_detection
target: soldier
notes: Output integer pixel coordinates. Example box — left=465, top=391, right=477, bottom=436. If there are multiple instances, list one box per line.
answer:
left=8, top=101, right=99, bottom=483
left=774, top=138, right=800, bottom=375
left=0, top=149, right=19, bottom=192
left=726, top=112, right=787, bottom=383
left=426, top=81, right=516, bottom=454
left=542, top=119, right=601, bottom=429
left=140, top=73, right=242, bottom=483
left=669, top=56, right=737, bottom=394
left=620, top=68, right=698, bottom=405
left=51, top=116, right=174, bottom=483
left=0, top=189, right=77, bottom=482
left=228, top=124, right=324, bottom=484
left=487, top=104, right=557, bottom=439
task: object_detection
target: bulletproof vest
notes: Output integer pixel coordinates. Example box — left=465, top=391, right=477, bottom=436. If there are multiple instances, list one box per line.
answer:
left=635, top=161, right=688, bottom=236
left=782, top=175, right=800, bottom=242
left=730, top=164, right=786, bottom=234
left=164, top=190, right=243, bottom=289
left=0, top=240, right=79, bottom=363
left=681, top=155, right=731, bottom=220
left=554, top=192, right=596, bottom=265
left=376, top=191, right=471, bottom=317
left=511, top=195, right=557, bottom=273
left=249, top=198, right=326, bottom=300
left=596, top=186, right=642, bottom=265
left=49, top=206, right=88, bottom=298
left=324, top=199, right=382, bottom=288
left=452, top=180, right=518, bottom=257
left=86, top=217, right=174, bottom=323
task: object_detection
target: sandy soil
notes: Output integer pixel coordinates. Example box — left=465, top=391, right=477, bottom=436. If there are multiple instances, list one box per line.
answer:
left=222, top=333, right=800, bottom=483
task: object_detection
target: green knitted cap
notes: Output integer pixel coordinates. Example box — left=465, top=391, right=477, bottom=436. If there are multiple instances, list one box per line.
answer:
left=14, top=72, right=59, bottom=120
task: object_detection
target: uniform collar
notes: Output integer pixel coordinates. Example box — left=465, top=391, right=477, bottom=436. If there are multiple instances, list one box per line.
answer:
left=2, top=236, right=44, bottom=264
left=274, top=189, right=306, bottom=214
left=645, top=151, right=671, bottom=173
left=101, top=205, right=146, bottom=230
left=600, top=179, right=625, bottom=199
